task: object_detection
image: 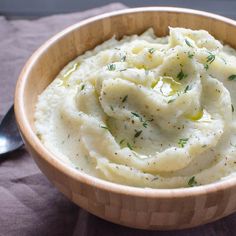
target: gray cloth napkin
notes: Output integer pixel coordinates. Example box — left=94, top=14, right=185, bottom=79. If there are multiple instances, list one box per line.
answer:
left=0, top=3, right=236, bottom=236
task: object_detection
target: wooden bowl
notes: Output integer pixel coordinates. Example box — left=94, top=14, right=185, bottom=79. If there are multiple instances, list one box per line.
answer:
left=14, top=7, right=236, bottom=230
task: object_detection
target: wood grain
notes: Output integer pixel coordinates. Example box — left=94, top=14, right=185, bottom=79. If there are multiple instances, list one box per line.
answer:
left=14, top=7, right=236, bottom=230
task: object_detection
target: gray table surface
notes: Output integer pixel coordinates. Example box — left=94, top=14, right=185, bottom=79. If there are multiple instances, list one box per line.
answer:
left=1, top=0, right=236, bottom=20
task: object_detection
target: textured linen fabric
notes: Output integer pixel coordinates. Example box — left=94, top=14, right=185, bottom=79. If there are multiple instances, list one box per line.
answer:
left=0, top=3, right=236, bottom=236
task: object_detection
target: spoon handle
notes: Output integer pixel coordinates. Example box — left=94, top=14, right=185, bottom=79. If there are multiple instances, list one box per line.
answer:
left=0, top=105, right=24, bottom=156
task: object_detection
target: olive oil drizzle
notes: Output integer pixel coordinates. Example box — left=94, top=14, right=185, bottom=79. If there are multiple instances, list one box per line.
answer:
left=59, top=62, right=79, bottom=87
left=152, top=76, right=182, bottom=96
left=185, top=109, right=204, bottom=121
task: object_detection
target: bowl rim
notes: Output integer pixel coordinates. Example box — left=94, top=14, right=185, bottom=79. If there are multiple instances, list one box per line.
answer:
left=15, top=6, right=236, bottom=198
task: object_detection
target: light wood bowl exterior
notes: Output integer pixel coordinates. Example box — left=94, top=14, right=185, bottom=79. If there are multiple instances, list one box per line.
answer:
left=15, top=7, right=236, bottom=230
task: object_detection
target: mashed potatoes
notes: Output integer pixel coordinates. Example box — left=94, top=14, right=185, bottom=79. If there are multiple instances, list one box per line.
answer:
left=35, top=27, right=236, bottom=188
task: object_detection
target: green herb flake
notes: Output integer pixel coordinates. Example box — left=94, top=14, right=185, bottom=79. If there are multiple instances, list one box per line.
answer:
left=177, top=69, right=187, bottom=80
left=119, top=139, right=125, bottom=145
left=143, top=122, right=148, bottom=128
left=107, top=63, right=116, bottom=71
left=184, top=85, right=191, bottom=93
left=228, top=75, right=236, bottom=81
left=127, top=142, right=133, bottom=150
left=187, top=51, right=194, bottom=59
left=122, top=95, right=128, bottom=103
left=131, top=112, right=149, bottom=128
left=151, top=177, right=159, bottom=182
left=232, top=104, right=234, bottom=113
left=119, top=68, right=127, bottom=72
left=230, top=141, right=236, bottom=148
left=178, top=138, right=189, bottom=148
left=185, top=39, right=193, bottom=47
left=134, top=130, right=142, bottom=138
left=81, top=84, right=85, bottom=91
left=206, top=52, right=215, bottom=64
left=110, top=105, right=114, bottom=111
left=221, top=57, right=227, bottom=64
left=188, top=176, right=197, bottom=187
left=148, top=48, right=156, bottom=54
left=131, top=112, right=142, bottom=120
left=100, top=125, right=109, bottom=130
left=204, top=64, right=209, bottom=70
left=168, top=99, right=175, bottom=104
left=120, top=55, right=126, bottom=62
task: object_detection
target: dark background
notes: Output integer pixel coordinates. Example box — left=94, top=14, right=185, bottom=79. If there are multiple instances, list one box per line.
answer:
left=0, top=0, right=236, bottom=20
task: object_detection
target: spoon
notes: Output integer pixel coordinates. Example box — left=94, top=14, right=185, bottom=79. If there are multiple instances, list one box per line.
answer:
left=0, top=105, right=24, bottom=155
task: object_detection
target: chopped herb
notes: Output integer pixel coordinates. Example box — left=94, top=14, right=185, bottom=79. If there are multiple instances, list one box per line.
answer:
left=131, top=112, right=142, bottom=120
left=168, top=99, right=175, bottom=104
left=228, top=74, right=236, bottom=81
left=185, top=39, right=193, bottom=47
left=119, top=139, right=125, bottom=145
left=127, top=142, right=133, bottom=150
left=187, top=51, right=194, bottom=58
left=148, top=48, right=156, bottom=54
left=151, top=177, right=159, bottom=182
left=110, top=105, right=114, bottom=111
left=206, top=52, right=215, bottom=64
left=120, top=55, right=126, bottom=62
left=131, top=112, right=149, bottom=128
left=81, top=84, right=85, bottom=91
left=204, top=64, right=209, bottom=70
left=122, top=95, right=128, bottom=103
left=143, top=122, right=148, bottom=128
left=221, top=57, right=227, bottom=64
left=184, top=85, right=191, bottom=93
left=134, top=130, right=142, bottom=138
left=232, top=104, right=234, bottom=113
left=119, top=68, right=127, bottom=72
left=100, top=125, right=109, bottom=130
left=107, top=63, right=116, bottom=71
left=230, top=141, right=236, bottom=147
left=188, top=176, right=197, bottom=187
left=177, top=69, right=187, bottom=80
left=178, top=138, right=189, bottom=148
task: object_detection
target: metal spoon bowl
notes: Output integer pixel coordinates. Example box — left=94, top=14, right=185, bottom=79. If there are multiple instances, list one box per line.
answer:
left=0, top=105, right=24, bottom=156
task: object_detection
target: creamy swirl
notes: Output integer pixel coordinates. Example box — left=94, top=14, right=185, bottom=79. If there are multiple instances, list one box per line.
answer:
left=35, top=28, right=236, bottom=188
